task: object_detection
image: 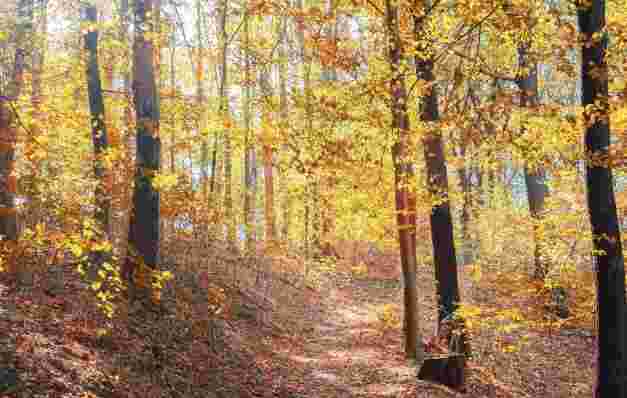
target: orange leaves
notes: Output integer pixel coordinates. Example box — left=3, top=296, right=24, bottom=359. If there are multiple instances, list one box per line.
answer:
left=0, top=207, right=17, bottom=216
left=259, top=115, right=276, bottom=145
left=223, top=116, right=234, bottom=130
left=319, top=38, right=338, bottom=68
left=5, top=175, right=16, bottom=194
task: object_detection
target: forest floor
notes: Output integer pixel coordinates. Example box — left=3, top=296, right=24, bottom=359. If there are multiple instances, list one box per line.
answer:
left=0, top=246, right=596, bottom=397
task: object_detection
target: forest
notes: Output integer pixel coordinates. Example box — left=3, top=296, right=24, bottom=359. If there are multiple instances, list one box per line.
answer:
left=0, top=0, right=626, bottom=396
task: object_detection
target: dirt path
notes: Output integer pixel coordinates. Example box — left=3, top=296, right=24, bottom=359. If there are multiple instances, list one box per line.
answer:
left=267, top=273, right=453, bottom=398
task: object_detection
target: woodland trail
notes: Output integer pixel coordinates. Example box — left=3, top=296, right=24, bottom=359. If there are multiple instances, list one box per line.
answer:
left=264, top=268, right=453, bottom=398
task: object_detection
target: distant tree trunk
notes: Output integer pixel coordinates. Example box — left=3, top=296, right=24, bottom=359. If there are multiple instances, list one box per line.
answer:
left=196, top=0, right=208, bottom=197
left=262, top=142, right=275, bottom=244
left=259, top=68, right=276, bottom=247
left=385, top=0, right=422, bottom=362
left=295, top=0, right=318, bottom=257
left=457, top=141, right=472, bottom=266
left=278, top=16, right=290, bottom=243
left=82, top=3, right=112, bottom=276
left=311, top=175, right=321, bottom=256
left=218, top=0, right=235, bottom=246
left=578, top=1, right=627, bottom=396
left=169, top=31, right=176, bottom=174
left=124, top=0, right=161, bottom=300
left=414, top=6, right=463, bottom=350
left=320, top=3, right=337, bottom=255
left=304, top=178, right=311, bottom=258
left=243, top=13, right=257, bottom=251
left=516, top=44, right=549, bottom=280
left=304, top=56, right=320, bottom=256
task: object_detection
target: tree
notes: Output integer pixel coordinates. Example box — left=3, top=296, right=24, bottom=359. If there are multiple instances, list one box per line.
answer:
left=259, top=65, right=277, bottom=246
left=243, top=11, right=257, bottom=251
left=218, top=0, right=236, bottom=246
left=414, top=2, right=463, bottom=345
left=578, top=0, right=627, bottom=396
left=196, top=0, right=208, bottom=198
left=0, top=0, right=32, bottom=288
left=124, top=0, right=161, bottom=300
left=82, top=1, right=112, bottom=276
left=24, top=0, right=46, bottom=228
left=277, top=14, right=290, bottom=244
left=515, top=18, right=550, bottom=281
left=384, top=0, right=423, bottom=361
left=0, top=0, right=32, bottom=245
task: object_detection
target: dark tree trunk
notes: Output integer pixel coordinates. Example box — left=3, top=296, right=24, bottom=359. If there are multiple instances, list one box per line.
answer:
left=578, top=1, right=627, bottom=396
left=83, top=4, right=111, bottom=238
left=125, top=0, right=161, bottom=298
left=414, top=15, right=461, bottom=333
left=516, top=44, right=549, bottom=280
left=385, top=0, right=422, bottom=361
left=83, top=3, right=112, bottom=279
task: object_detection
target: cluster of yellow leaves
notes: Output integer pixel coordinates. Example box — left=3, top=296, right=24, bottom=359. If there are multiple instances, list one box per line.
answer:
left=351, top=262, right=368, bottom=278
left=377, top=303, right=401, bottom=330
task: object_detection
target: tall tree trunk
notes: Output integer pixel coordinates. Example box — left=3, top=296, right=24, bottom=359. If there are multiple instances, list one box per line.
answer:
left=119, top=0, right=134, bottom=261
left=83, top=2, right=112, bottom=278
left=278, top=16, right=290, bottom=243
left=169, top=32, right=176, bottom=174
left=578, top=1, right=627, bottom=396
left=124, top=0, right=161, bottom=300
left=414, top=7, right=462, bottom=349
left=259, top=68, right=276, bottom=246
left=385, top=0, right=422, bottom=361
left=457, top=141, right=472, bottom=266
left=26, top=0, right=46, bottom=228
left=294, top=0, right=317, bottom=257
left=320, top=0, right=337, bottom=255
left=196, top=0, right=208, bottom=197
left=302, top=12, right=320, bottom=256
left=217, top=0, right=234, bottom=245
left=517, top=43, right=549, bottom=280
left=0, top=0, right=33, bottom=291
left=0, top=0, right=32, bottom=246
left=243, top=13, right=257, bottom=252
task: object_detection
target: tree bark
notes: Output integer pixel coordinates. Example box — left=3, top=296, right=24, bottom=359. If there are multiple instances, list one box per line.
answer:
left=0, top=0, right=32, bottom=244
left=124, top=0, right=161, bottom=299
left=320, top=1, right=337, bottom=254
left=414, top=13, right=460, bottom=334
left=384, top=0, right=422, bottom=361
left=26, top=0, right=46, bottom=229
left=119, top=0, right=134, bottom=263
left=578, top=1, right=627, bottom=396
left=196, top=0, right=208, bottom=198
left=278, top=16, right=290, bottom=243
left=169, top=31, right=176, bottom=174
left=243, top=13, right=257, bottom=251
left=516, top=43, right=549, bottom=280
left=83, top=2, right=112, bottom=276
left=456, top=141, right=472, bottom=266
left=217, top=0, right=235, bottom=246
left=258, top=67, right=276, bottom=247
